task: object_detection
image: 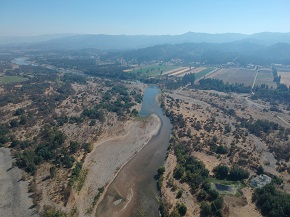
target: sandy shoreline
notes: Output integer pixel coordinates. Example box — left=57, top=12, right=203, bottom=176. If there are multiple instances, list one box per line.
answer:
left=0, top=148, right=38, bottom=217
left=69, top=114, right=161, bottom=216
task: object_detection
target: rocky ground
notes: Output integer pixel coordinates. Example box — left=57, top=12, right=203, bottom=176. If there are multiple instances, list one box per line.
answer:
left=0, top=148, right=38, bottom=217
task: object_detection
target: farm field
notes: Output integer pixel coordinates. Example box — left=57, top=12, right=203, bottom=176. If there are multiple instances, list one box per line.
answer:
left=175, top=67, right=206, bottom=77
left=208, top=68, right=256, bottom=86
left=128, top=65, right=180, bottom=77
left=0, top=76, right=28, bottom=85
left=278, top=71, right=290, bottom=87
left=255, top=69, right=276, bottom=88
left=194, top=67, right=215, bottom=80
left=162, top=66, right=188, bottom=76
left=167, top=67, right=190, bottom=76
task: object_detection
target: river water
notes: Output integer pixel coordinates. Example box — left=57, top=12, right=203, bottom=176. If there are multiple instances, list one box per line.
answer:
left=95, top=86, right=172, bottom=217
left=12, top=57, right=77, bottom=74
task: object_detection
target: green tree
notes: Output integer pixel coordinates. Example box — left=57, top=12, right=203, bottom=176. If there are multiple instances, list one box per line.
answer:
left=213, top=165, right=230, bottom=179
left=182, top=73, right=195, bottom=86
left=177, top=203, right=187, bottom=216
left=200, top=202, right=212, bottom=217
left=228, top=167, right=249, bottom=181
left=70, top=141, right=80, bottom=154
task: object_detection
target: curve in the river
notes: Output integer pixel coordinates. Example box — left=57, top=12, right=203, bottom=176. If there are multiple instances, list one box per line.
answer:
left=95, top=86, right=172, bottom=217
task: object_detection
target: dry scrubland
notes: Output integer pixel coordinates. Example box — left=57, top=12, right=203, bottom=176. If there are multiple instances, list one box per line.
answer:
left=160, top=87, right=290, bottom=216
left=0, top=63, right=160, bottom=217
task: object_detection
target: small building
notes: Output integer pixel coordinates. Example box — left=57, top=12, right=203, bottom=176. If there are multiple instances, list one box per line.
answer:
left=250, top=174, right=272, bottom=188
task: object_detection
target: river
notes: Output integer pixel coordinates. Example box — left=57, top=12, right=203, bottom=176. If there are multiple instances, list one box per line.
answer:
left=12, top=57, right=78, bottom=74
left=95, top=86, right=172, bottom=217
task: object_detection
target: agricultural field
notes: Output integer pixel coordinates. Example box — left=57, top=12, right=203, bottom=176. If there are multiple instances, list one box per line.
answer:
left=255, top=69, right=276, bottom=88
left=127, top=65, right=180, bottom=77
left=194, top=67, right=215, bottom=80
left=278, top=71, right=290, bottom=87
left=0, top=76, right=28, bottom=85
left=175, top=67, right=206, bottom=77
left=209, top=68, right=256, bottom=86
left=166, top=67, right=190, bottom=76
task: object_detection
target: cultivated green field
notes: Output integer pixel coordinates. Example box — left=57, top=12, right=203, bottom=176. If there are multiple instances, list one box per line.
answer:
left=129, top=65, right=180, bottom=77
left=195, top=68, right=215, bottom=80
left=0, top=76, right=28, bottom=85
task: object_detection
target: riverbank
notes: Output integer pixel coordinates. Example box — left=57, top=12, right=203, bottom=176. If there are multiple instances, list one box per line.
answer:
left=68, top=114, right=161, bottom=216
left=95, top=87, right=172, bottom=217
left=0, top=148, right=38, bottom=217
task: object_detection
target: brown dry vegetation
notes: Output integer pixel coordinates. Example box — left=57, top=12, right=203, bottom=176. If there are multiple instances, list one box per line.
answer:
left=0, top=62, right=148, bottom=216
left=160, top=86, right=290, bottom=216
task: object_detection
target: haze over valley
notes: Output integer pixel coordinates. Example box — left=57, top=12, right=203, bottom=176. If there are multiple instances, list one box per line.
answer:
left=1, top=1, right=290, bottom=217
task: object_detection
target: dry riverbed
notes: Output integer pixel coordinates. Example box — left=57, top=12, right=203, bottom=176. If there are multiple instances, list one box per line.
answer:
left=67, top=114, right=161, bottom=216
left=0, top=148, right=38, bottom=217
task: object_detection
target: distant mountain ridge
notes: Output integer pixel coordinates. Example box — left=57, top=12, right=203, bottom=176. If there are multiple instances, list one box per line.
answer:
left=1, top=32, right=290, bottom=50
left=113, top=41, right=290, bottom=65
left=0, top=33, right=75, bottom=45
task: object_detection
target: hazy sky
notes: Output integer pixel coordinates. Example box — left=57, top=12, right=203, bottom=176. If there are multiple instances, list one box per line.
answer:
left=1, top=0, right=290, bottom=36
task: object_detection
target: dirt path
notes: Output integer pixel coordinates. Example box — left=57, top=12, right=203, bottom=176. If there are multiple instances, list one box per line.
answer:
left=68, top=115, right=161, bottom=216
left=0, top=148, right=38, bottom=217
left=252, top=70, right=259, bottom=90
left=170, top=92, right=210, bottom=107
left=277, top=115, right=290, bottom=127
left=245, top=95, right=290, bottom=127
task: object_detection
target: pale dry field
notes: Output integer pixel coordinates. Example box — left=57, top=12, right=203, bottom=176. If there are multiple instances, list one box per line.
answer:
left=255, top=69, right=276, bottom=88
left=162, top=67, right=188, bottom=76
left=279, top=71, right=290, bottom=87
left=169, top=67, right=191, bottom=76
left=209, top=68, right=257, bottom=86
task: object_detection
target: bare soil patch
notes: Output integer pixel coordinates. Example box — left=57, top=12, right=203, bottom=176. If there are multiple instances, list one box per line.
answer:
left=209, top=68, right=256, bottom=86
left=224, top=188, right=262, bottom=217
left=279, top=71, right=290, bottom=87
left=255, top=69, right=276, bottom=88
